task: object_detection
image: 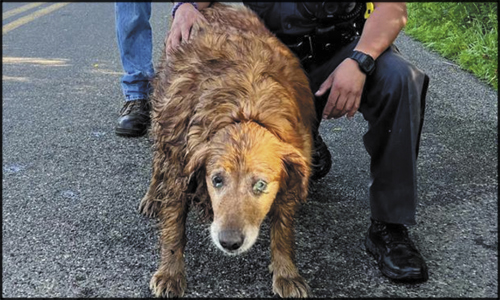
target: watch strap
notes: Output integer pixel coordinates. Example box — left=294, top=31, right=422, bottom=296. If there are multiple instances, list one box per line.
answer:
left=351, top=50, right=375, bottom=75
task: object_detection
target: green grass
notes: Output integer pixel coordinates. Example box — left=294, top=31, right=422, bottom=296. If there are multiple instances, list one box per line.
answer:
left=404, top=3, right=498, bottom=90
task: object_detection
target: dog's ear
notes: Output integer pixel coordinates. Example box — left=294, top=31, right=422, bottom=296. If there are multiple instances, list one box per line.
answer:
left=184, top=144, right=210, bottom=177
left=183, top=142, right=213, bottom=220
left=281, top=145, right=310, bottom=202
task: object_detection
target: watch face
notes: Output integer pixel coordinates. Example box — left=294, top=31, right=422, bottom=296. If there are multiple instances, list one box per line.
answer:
left=353, top=51, right=374, bottom=74
left=362, top=57, right=375, bottom=72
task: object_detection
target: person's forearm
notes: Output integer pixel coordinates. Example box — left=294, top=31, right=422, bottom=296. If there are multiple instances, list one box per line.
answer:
left=195, top=2, right=212, bottom=10
left=175, top=2, right=212, bottom=12
left=354, top=2, right=407, bottom=60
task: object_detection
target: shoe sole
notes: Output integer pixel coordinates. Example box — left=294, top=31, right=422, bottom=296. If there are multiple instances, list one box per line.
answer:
left=365, top=236, right=428, bottom=282
left=115, top=127, right=148, bottom=137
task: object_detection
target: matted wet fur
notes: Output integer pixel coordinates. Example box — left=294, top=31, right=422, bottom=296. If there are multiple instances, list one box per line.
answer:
left=139, top=3, right=316, bottom=298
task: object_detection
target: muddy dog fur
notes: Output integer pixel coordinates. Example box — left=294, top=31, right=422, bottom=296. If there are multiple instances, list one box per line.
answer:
left=139, top=3, right=316, bottom=298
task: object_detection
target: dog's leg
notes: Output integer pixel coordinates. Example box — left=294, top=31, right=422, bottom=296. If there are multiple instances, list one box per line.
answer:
left=269, top=201, right=310, bottom=298
left=150, top=197, right=188, bottom=297
left=139, top=151, right=165, bottom=218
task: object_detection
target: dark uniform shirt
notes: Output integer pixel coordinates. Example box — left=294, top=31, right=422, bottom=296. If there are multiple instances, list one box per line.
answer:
left=242, top=2, right=365, bottom=37
left=242, top=2, right=367, bottom=63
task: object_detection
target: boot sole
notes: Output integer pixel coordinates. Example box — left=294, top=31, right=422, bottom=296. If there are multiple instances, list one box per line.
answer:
left=365, top=236, right=428, bottom=282
left=115, top=127, right=148, bottom=137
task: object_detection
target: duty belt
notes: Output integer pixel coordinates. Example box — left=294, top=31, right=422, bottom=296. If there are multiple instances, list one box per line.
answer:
left=277, top=2, right=373, bottom=70
left=278, top=27, right=359, bottom=71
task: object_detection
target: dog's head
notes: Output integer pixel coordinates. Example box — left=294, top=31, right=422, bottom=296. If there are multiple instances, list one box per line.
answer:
left=185, top=121, right=309, bottom=255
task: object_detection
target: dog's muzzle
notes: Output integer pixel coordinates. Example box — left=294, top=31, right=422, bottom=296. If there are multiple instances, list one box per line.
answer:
left=211, top=222, right=260, bottom=255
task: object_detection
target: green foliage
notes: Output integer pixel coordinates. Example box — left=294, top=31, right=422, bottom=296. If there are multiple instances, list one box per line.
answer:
left=405, top=2, right=498, bottom=90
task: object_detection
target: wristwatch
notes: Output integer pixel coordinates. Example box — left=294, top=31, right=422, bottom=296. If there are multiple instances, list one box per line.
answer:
left=350, top=50, right=375, bottom=75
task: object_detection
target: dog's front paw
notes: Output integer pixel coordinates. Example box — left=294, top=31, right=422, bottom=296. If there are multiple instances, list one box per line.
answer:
left=139, top=195, right=162, bottom=218
left=273, top=275, right=310, bottom=298
left=149, top=270, right=187, bottom=298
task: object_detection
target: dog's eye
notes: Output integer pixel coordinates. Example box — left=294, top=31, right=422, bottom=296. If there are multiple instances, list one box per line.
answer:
left=212, top=175, right=224, bottom=188
left=253, top=179, right=267, bottom=195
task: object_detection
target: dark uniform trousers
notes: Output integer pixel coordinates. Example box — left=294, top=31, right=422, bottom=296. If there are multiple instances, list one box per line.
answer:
left=242, top=2, right=430, bottom=226
left=306, top=38, right=429, bottom=226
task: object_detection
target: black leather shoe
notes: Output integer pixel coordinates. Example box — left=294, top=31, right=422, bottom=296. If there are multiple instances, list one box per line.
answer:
left=310, top=134, right=332, bottom=181
left=115, top=99, right=150, bottom=137
left=365, top=219, right=429, bottom=282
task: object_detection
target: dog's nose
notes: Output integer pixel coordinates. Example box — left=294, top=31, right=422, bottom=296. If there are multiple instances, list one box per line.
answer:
left=218, top=230, right=244, bottom=251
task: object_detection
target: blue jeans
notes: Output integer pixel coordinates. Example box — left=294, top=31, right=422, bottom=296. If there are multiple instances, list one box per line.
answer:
left=115, top=2, right=154, bottom=102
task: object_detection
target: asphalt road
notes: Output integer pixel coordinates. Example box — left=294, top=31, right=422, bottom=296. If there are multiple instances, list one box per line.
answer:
left=2, top=2, right=498, bottom=298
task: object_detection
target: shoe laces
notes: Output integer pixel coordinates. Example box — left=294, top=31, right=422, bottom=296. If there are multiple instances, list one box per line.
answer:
left=119, top=100, right=149, bottom=116
left=375, top=222, right=415, bottom=248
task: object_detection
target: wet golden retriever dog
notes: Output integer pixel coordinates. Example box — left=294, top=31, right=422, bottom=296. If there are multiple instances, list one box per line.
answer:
left=139, top=3, right=316, bottom=298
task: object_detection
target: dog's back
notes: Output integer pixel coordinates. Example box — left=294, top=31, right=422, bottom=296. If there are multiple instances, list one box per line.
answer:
left=152, top=3, right=315, bottom=157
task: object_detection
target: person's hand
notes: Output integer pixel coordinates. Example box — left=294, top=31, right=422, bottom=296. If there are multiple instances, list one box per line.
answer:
left=166, top=3, right=207, bottom=54
left=315, top=58, right=367, bottom=120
